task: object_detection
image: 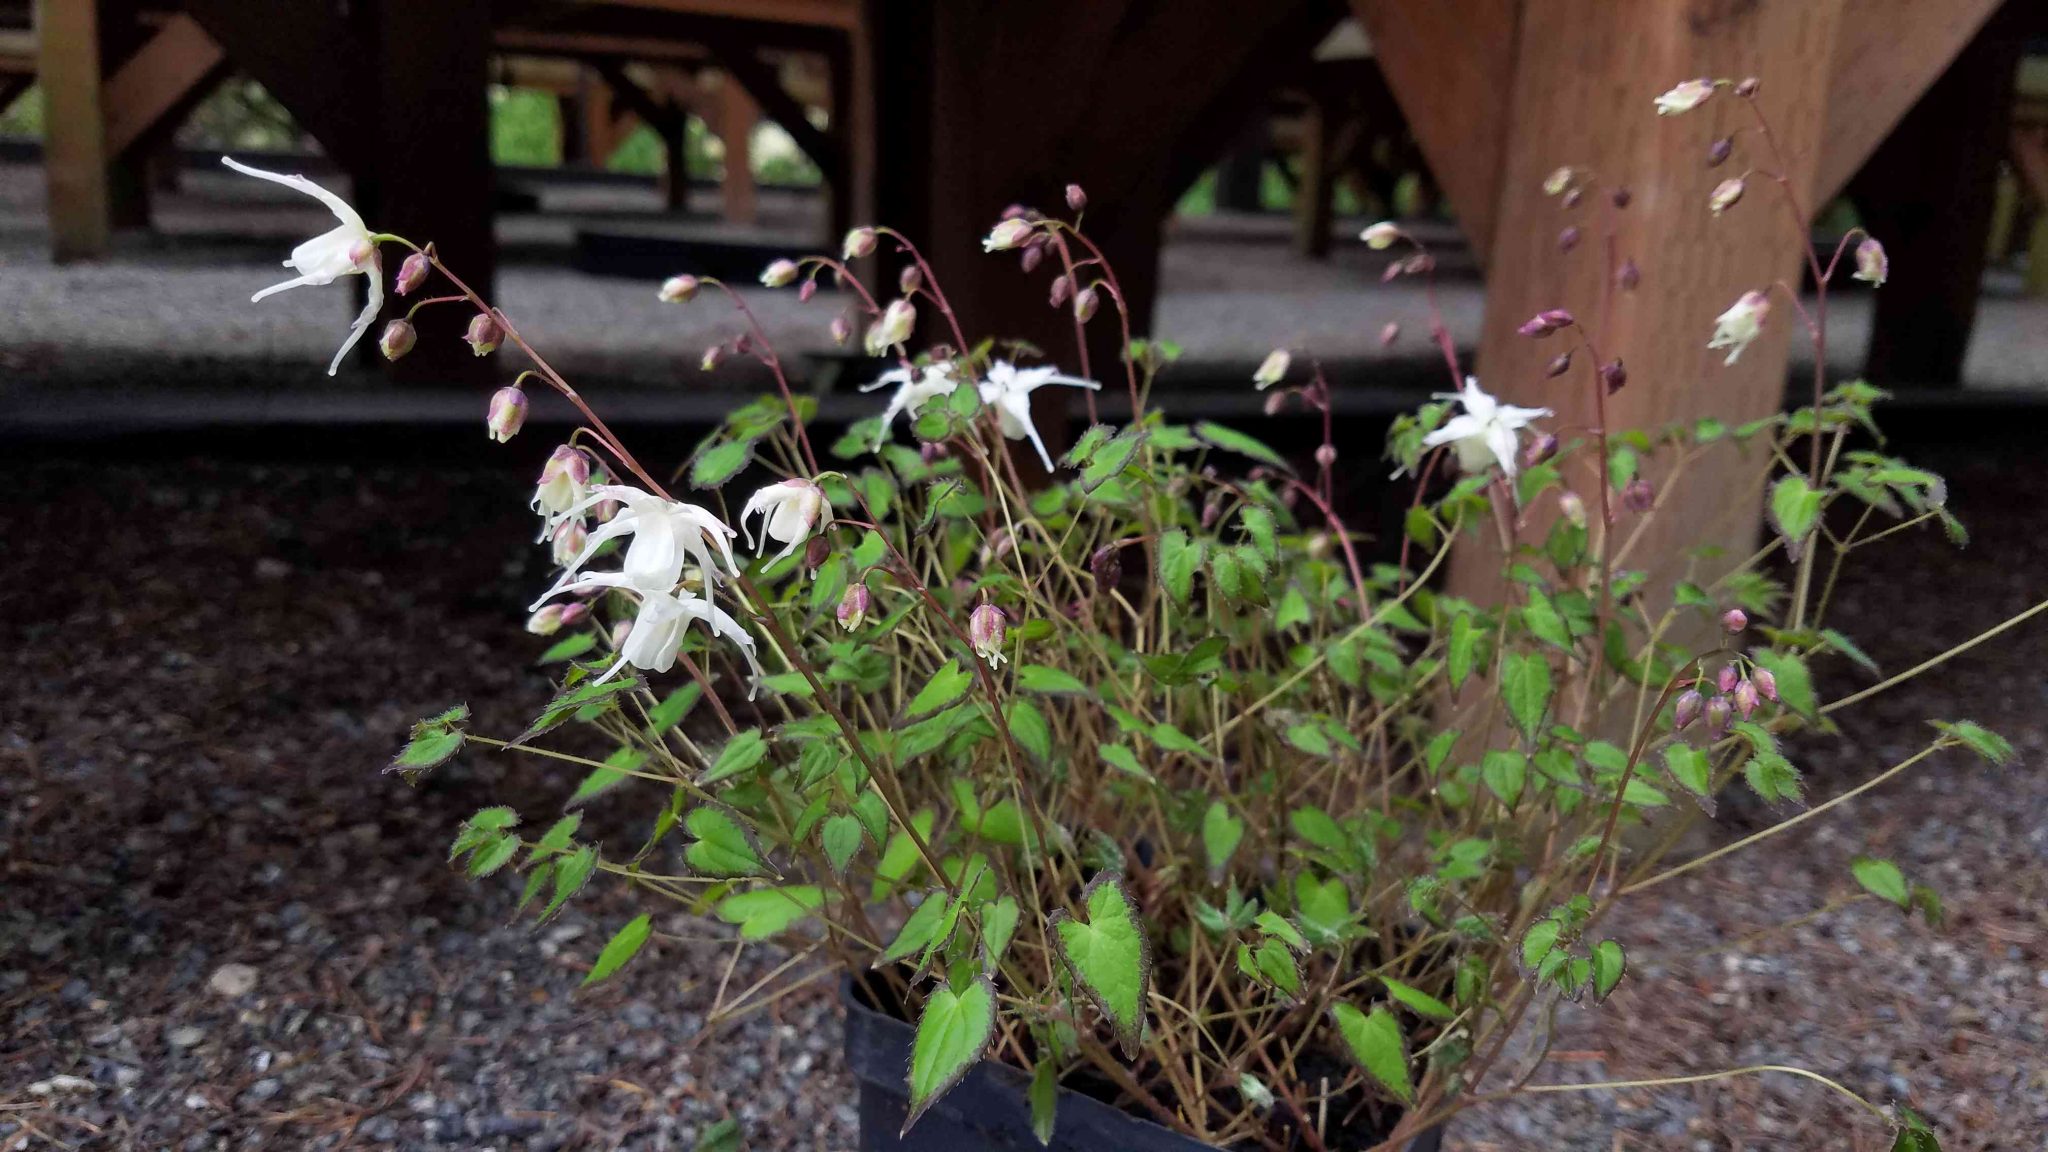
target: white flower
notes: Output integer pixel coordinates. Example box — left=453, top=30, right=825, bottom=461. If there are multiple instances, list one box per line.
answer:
left=531, top=446, right=590, bottom=520
left=1421, top=377, right=1552, bottom=481
left=741, top=479, right=833, bottom=563
left=1707, top=290, right=1770, bottom=365
left=222, top=157, right=382, bottom=376
left=860, top=361, right=962, bottom=446
left=1853, top=237, right=1888, bottom=286
left=977, top=359, right=1101, bottom=472
left=1252, top=349, right=1291, bottom=390
left=1654, top=78, right=1716, bottom=115
left=536, top=485, right=739, bottom=601
left=968, top=603, right=1008, bottom=668
left=865, top=299, right=917, bottom=354
left=1360, top=221, right=1400, bottom=249
left=543, top=579, right=762, bottom=689
left=983, top=218, right=1033, bottom=252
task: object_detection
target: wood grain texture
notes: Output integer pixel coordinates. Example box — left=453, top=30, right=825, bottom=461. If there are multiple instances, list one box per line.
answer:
left=36, top=0, right=110, bottom=261
left=1815, top=0, right=2004, bottom=202
left=103, top=15, right=224, bottom=156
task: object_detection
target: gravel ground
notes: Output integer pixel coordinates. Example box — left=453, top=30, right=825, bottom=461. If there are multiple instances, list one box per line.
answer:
left=2, top=434, right=2044, bottom=1152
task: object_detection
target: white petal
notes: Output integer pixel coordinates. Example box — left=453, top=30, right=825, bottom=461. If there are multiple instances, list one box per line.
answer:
left=1422, top=414, right=1486, bottom=449
left=859, top=366, right=912, bottom=393
left=325, top=257, right=383, bottom=376
left=1485, top=420, right=1520, bottom=479
left=223, top=156, right=368, bottom=234
left=250, top=273, right=318, bottom=303
left=290, top=224, right=367, bottom=283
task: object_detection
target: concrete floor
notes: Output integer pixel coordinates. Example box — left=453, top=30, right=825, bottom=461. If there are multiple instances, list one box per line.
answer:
left=1, top=159, right=2044, bottom=437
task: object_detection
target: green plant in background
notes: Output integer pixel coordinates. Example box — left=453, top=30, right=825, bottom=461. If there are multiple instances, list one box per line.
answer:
left=201, top=73, right=2038, bottom=1152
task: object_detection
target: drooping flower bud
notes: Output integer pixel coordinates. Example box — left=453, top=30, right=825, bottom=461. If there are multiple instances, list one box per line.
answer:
left=741, top=478, right=833, bottom=562
left=1020, top=244, right=1044, bottom=273
left=1600, top=359, right=1627, bottom=395
left=968, top=603, right=1009, bottom=667
left=1314, top=444, right=1338, bottom=470
left=1674, top=688, right=1704, bottom=730
left=1360, top=221, right=1400, bottom=249
left=1049, top=274, right=1073, bottom=308
left=1253, top=349, right=1291, bottom=390
left=465, top=312, right=503, bottom=357
left=798, top=279, right=817, bottom=303
left=1708, top=290, right=1770, bottom=365
left=1542, top=167, right=1575, bottom=196
left=1262, top=391, right=1286, bottom=417
left=1623, top=476, right=1655, bottom=513
left=1655, top=78, right=1716, bottom=116
left=1706, top=137, right=1734, bottom=168
left=395, top=250, right=431, bottom=296
left=1065, top=183, right=1087, bottom=212
left=836, top=583, right=872, bottom=631
left=1545, top=351, right=1573, bottom=378
left=551, top=517, right=588, bottom=566
left=829, top=314, right=853, bottom=346
left=760, top=258, right=800, bottom=288
left=379, top=319, right=417, bottom=361
left=1716, top=664, right=1740, bottom=695
left=658, top=274, right=700, bottom=303
left=983, top=217, right=1034, bottom=252
left=1733, top=677, right=1760, bottom=720
left=1721, top=608, right=1748, bottom=634
left=533, top=445, right=591, bottom=516
left=1558, top=225, right=1582, bottom=253
left=1853, top=237, right=1888, bottom=286
left=1379, top=322, right=1400, bottom=347
left=698, top=344, right=723, bottom=372
left=486, top=386, right=527, bottom=443
left=1709, top=177, right=1746, bottom=215
left=1617, top=258, right=1641, bottom=291
left=609, top=619, right=633, bottom=649
left=1734, top=77, right=1760, bottom=98
left=898, top=264, right=923, bottom=294
left=1557, top=489, right=1587, bottom=529
left=866, top=300, right=916, bottom=355
left=1073, top=286, right=1100, bottom=323
left=526, top=605, right=567, bottom=635
left=556, top=602, right=589, bottom=629
left=1562, top=187, right=1584, bottom=210
left=1090, top=544, right=1122, bottom=590
left=804, top=534, right=831, bottom=572
left=1524, top=433, right=1559, bottom=468
left=842, top=227, right=878, bottom=260
left=1704, top=695, right=1733, bottom=737
left=1752, top=666, right=1778, bottom=702
left=1518, top=309, right=1575, bottom=338
left=1611, top=187, right=1632, bottom=209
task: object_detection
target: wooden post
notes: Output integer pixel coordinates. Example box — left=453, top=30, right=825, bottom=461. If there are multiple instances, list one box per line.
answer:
left=1460, top=0, right=1847, bottom=600
left=1854, top=5, right=2023, bottom=387
left=719, top=74, right=758, bottom=225
left=1292, top=96, right=1333, bottom=258
left=36, top=0, right=110, bottom=262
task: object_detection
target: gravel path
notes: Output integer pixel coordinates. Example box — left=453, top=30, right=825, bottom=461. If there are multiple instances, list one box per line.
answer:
left=2, top=436, right=2044, bottom=1152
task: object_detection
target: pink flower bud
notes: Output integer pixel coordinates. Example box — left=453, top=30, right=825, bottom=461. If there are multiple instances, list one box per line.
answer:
left=1611, top=187, right=1632, bottom=209
left=1090, top=544, right=1122, bottom=590
left=1562, top=187, right=1584, bottom=210
left=865, top=299, right=917, bottom=354
left=551, top=518, right=588, bottom=565
left=1379, top=322, right=1400, bottom=347
left=1253, top=349, right=1291, bottom=389
left=760, top=258, right=800, bottom=288
left=1733, top=677, right=1760, bottom=720
left=465, top=312, right=503, bottom=357
left=1558, top=226, right=1581, bottom=252
left=658, top=274, right=700, bottom=303
left=798, top=279, right=817, bottom=302
left=1073, top=286, right=1100, bottom=323
left=836, top=584, right=872, bottom=631
left=1735, top=77, right=1760, bottom=98
left=701, top=345, right=724, bottom=372
left=1706, top=138, right=1734, bottom=168
left=804, top=534, right=830, bottom=571
left=842, top=227, right=878, bottom=260
left=983, top=218, right=1034, bottom=252
left=1049, top=274, right=1073, bottom=308
left=1542, top=167, right=1575, bottom=197
left=1716, top=664, right=1740, bottom=695
left=1557, top=489, right=1587, bottom=529
left=526, top=605, right=567, bottom=635
left=898, top=264, right=923, bottom=294
left=1314, top=444, right=1338, bottom=469
left=486, top=387, right=527, bottom=443
left=1853, top=237, right=1888, bottom=286
left=1709, top=177, right=1746, bottom=215
left=1262, top=391, right=1287, bottom=417
left=1674, top=689, right=1703, bottom=730
left=1655, top=78, right=1716, bottom=116
left=379, top=319, right=417, bottom=361
left=610, top=619, right=632, bottom=648
left=969, top=603, right=1009, bottom=667
left=1020, top=244, right=1044, bottom=273
left=1519, top=309, right=1575, bottom=338
left=1617, top=258, right=1641, bottom=291
left=557, top=602, right=589, bottom=629
left=1065, top=183, right=1087, bottom=212
left=1525, top=433, right=1559, bottom=467
left=1721, top=608, right=1748, bottom=634
left=1545, top=351, right=1573, bottom=378
left=1600, top=359, right=1627, bottom=394
left=1752, top=667, right=1778, bottom=702
left=1705, top=695, right=1732, bottom=736
left=1623, top=476, right=1654, bottom=513
left=395, top=250, right=431, bottom=296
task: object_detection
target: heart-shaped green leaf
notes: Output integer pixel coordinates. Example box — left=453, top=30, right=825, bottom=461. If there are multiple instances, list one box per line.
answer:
left=1052, top=873, right=1150, bottom=1057
left=904, top=975, right=997, bottom=1134
left=1331, top=1002, right=1412, bottom=1103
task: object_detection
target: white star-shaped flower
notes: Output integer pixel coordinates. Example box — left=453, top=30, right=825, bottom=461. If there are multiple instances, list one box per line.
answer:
left=977, top=360, right=1101, bottom=472
left=860, top=361, right=963, bottom=447
left=1421, top=377, right=1552, bottom=482
left=222, top=157, right=382, bottom=376
left=536, top=485, right=738, bottom=603
left=1707, top=290, right=1770, bottom=365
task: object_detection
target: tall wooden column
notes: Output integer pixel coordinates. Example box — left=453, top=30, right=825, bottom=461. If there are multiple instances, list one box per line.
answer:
left=36, top=0, right=111, bottom=262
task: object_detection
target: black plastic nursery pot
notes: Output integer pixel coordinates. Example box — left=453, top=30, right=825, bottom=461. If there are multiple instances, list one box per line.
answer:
left=842, top=980, right=1445, bottom=1152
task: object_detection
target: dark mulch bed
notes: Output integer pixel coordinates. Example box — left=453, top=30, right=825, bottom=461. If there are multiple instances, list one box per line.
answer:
left=2, top=434, right=2043, bottom=1151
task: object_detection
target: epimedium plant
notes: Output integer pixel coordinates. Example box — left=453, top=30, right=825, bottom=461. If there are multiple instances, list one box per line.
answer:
left=228, top=75, right=2038, bottom=1152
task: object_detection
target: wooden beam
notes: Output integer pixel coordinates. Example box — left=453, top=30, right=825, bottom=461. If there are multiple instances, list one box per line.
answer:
left=700, top=37, right=844, bottom=188
left=182, top=0, right=371, bottom=171
left=494, top=28, right=712, bottom=66
left=565, top=0, right=859, bottom=31
left=1456, top=0, right=1848, bottom=605
left=1292, top=96, right=1334, bottom=258
left=35, top=0, right=110, bottom=262
left=1347, top=0, right=1515, bottom=258
left=718, top=74, right=758, bottom=225
left=103, top=14, right=224, bottom=156
left=1813, top=0, right=2005, bottom=203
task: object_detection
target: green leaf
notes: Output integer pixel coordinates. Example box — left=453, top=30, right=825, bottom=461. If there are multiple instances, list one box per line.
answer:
left=980, top=896, right=1020, bottom=975
left=1663, top=744, right=1713, bottom=797
left=1241, top=938, right=1302, bottom=998
left=541, top=844, right=598, bottom=920
left=1500, top=652, right=1553, bottom=743
left=568, top=746, right=646, bottom=807
left=905, top=976, right=997, bottom=1134
left=1015, top=664, right=1088, bottom=695
left=1098, top=743, right=1153, bottom=781
left=1157, top=529, right=1201, bottom=606
left=583, top=914, right=652, bottom=986
left=1194, top=420, right=1289, bottom=470
left=1202, top=802, right=1244, bottom=879
left=1381, top=977, right=1454, bottom=1021
left=1275, top=585, right=1311, bottom=631
left=537, top=632, right=597, bottom=664
left=1769, top=474, right=1822, bottom=560
left=534, top=813, right=582, bottom=855
left=1294, top=875, right=1352, bottom=944
left=1447, top=613, right=1478, bottom=692
left=693, top=1118, right=743, bottom=1152
left=821, top=814, right=864, bottom=874
left=1931, top=719, right=2013, bottom=765
left=1749, top=649, right=1816, bottom=718
left=1521, top=917, right=1562, bottom=970
left=1079, top=426, right=1147, bottom=493
left=701, top=729, right=770, bottom=786
left=647, top=683, right=702, bottom=735
left=1028, top=1059, right=1059, bottom=1145
left=1284, top=722, right=1333, bottom=757
left=683, top=807, right=768, bottom=878
left=1820, top=628, right=1880, bottom=675
left=1239, top=506, right=1279, bottom=562
left=1151, top=722, right=1212, bottom=759
left=465, top=833, right=520, bottom=877
left=1851, top=856, right=1909, bottom=907
left=716, top=885, right=823, bottom=940
left=391, top=722, right=466, bottom=774
left=878, top=891, right=954, bottom=966
left=1051, top=874, right=1150, bottom=1057
left=1522, top=593, right=1571, bottom=650
left=1590, top=939, right=1625, bottom=1001
left=1889, top=1108, right=1942, bottom=1152
left=1482, top=751, right=1526, bottom=810
left=1330, top=1004, right=1412, bottom=1103
left=1006, top=699, right=1052, bottom=762
left=907, top=659, right=973, bottom=719
left=690, top=439, right=755, bottom=488
left=1742, top=752, right=1803, bottom=805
